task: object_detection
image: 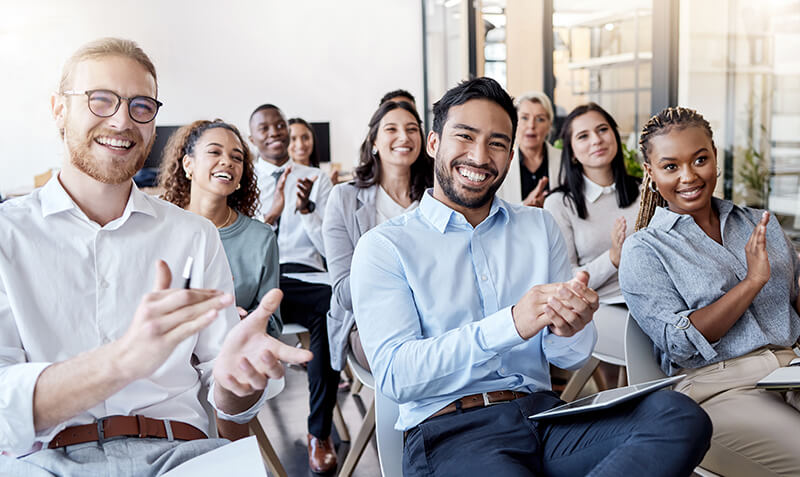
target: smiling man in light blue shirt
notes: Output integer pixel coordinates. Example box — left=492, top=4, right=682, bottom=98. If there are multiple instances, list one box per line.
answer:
left=350, top=78, right=712, bottom=476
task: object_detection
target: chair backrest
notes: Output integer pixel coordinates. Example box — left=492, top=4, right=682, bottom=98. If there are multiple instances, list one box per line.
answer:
left=346, top=352, right=375, bottom=390
left=374, top=390, right=403, bottom=477
left=624, top=313, right=668, bottom=384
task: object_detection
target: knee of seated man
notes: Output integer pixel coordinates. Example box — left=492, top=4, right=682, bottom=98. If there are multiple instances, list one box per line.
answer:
left=639, top=390, right=713, bottom=444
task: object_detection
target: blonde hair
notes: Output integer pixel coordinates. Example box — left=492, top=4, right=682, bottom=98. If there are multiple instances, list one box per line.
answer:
left=59, top=38, right=157, bottom=94
left=514, top=91, right=554, bottom=123
left=634, top=107, right=714, bottom=231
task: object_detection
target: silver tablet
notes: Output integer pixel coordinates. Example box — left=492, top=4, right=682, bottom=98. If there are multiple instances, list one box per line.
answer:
left=529, top=375, right=685, bottom=420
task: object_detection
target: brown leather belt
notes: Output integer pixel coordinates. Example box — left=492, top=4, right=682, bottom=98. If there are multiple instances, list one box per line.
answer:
left=429, top=390, right=528, bottom=420
left=48, top=415, right=207, bottom=449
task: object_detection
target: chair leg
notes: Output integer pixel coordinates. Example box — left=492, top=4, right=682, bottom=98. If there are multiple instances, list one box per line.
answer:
left=333, top=402, right=351, bottom=442
left=343, top=362, right=354, bottom=381
left=561, top=357, right=600, bottom=402
left=338, top=400, right=376, bottom=477
left=617, top=366, right=628, bottom=387
left=249, top=418, right=288, bottom=477
left=350, top=376, right=364, bottom=395
left=298, top=331, right=311, bottom=350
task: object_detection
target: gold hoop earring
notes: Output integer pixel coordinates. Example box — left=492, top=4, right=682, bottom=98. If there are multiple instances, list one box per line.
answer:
left=235, top=183, right=241, bottom=191
left=648, top=180, right=658, bottom=193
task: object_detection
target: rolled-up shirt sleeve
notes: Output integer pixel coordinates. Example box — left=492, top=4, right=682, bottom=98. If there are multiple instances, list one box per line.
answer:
left=619, top=236, right=718, bottom=371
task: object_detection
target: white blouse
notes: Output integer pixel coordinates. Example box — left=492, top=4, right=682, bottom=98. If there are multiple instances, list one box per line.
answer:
left=376, top=185, right=419, bottom=224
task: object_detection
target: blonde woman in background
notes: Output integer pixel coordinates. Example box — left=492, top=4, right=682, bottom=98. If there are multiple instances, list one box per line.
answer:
left=496, top=91, right=561, bottom=207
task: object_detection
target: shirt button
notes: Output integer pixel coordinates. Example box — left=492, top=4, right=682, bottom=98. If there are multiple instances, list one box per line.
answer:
left=500, top=367, right=506, bottom=373
left=99, top=279, right=110, bottom=289
left=480, top=274, right=488, bottom=281
left=675, top=316, right=691, bottom=330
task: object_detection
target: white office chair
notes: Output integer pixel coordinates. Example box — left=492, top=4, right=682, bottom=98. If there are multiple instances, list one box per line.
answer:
left=624, top=314, right=720, bottom=477
left=338, top=352, right=376, bottom=477
left=280, top=322, right=351, bottom=442
left=561, top=304, right=628, bottom=401
left=374, top=389, right=403, bottom=477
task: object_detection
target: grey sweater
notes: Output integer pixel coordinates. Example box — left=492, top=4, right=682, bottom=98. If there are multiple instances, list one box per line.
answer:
left=219, top=212, right=282, bottom=338
left=543, top=184, right=638, bottom=300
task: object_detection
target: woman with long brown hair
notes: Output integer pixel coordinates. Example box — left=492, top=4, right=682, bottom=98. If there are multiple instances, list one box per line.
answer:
left=544, top=103, right=640, bottom=388
left=323, top=100, right=432, bottom=372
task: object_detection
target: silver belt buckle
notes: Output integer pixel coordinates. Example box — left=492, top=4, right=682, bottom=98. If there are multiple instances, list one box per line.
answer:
left=482, top=392, right=498, bottom=406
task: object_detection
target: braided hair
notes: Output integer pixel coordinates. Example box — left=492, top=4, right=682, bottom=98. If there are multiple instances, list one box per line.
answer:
left=635, top=107, right=715, bottom=230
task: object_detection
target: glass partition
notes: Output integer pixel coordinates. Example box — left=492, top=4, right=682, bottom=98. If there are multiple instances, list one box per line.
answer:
left=679, top=0, right=800, bottom=243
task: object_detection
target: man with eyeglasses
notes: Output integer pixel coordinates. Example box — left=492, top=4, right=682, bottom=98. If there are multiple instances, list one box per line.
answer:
left=0, top=38, right=311, bottom=476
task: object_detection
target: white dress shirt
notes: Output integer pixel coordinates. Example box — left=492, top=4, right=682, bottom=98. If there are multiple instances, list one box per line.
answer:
left=254, top=158, right=333, bottom=271
left=0, top=177, right=266, bottom=455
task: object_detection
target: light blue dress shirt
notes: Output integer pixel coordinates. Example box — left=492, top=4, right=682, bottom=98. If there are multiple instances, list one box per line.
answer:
left=351, top=191, right=597, bottom=430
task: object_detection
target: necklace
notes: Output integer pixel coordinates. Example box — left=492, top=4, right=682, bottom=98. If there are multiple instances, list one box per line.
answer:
left=215, top=207, right=235, bottom=229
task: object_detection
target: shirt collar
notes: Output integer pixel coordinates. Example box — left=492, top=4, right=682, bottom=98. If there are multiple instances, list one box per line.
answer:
left=257, top=157, right=293, bottom=175
left=583, top=175, right=616, bottom=203
left=40, top=175, right=156, bottom=221
left=647, top=197, right=731, bottom=232
left=40, top=175, right=78, bottom=217
left=419, top=189, right=509, bottom=233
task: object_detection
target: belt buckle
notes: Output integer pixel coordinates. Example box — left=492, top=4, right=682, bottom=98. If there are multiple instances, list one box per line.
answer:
left=482, top=392, right=500, bottom=407
left=96, top=415, right=126, bottom=446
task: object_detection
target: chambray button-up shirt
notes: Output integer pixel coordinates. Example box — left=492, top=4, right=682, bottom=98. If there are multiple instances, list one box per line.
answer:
left=351, top=191, right=596, bottom=430
left=619, top=198, right=800, bottom=376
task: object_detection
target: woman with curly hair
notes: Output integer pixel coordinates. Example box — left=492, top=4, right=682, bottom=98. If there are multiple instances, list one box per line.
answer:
left=160, top=119, right=282, bottom=339
left=323, top=100, right=432, bottom=372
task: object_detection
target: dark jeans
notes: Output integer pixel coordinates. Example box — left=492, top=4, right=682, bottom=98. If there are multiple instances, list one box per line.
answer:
left=403, top=390, right=712, bottom=477
left=279, top=263, right=339, bottom=439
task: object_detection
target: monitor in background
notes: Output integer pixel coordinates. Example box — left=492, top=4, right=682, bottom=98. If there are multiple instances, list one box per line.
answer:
left=135, top=125, right=180, bottom=188
left=143, top=125, right=181, bottom=170
left=310, top=122, right=330, bottom=163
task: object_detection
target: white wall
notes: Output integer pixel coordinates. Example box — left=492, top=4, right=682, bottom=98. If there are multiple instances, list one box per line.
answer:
left=0, top=0, right=424, bottom=196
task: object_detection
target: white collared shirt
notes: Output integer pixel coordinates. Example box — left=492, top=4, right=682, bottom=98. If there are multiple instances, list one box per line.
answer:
left=583, top=175, right=616, bottom=203
left=254, top=159, right=333, bottom=271
left=0, top=177, right=265, bottom=454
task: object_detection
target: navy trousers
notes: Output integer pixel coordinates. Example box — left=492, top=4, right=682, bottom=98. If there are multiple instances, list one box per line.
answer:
left=403, top=390, right=711, bottom=476
left=279, top=263, right=339, bottom=439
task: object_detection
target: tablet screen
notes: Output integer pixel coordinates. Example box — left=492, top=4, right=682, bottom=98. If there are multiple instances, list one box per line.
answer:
left=529, top=375, right=685, bottom=420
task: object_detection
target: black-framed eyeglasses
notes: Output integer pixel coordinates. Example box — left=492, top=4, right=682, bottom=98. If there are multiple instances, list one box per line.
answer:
left=61, top=89, right=163, bottom=124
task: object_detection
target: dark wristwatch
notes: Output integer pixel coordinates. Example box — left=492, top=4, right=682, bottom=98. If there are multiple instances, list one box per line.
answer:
left=302, top=200, right=316, bottom=214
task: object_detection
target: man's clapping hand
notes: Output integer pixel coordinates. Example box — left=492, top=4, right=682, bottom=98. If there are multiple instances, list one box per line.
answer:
left=511, top=271, right=598, bottom=340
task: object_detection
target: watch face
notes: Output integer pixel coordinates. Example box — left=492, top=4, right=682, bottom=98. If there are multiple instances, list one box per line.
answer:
left=306, top=201, right=316, bottom=213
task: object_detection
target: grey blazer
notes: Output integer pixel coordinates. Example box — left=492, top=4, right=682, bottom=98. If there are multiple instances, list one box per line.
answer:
left=323, top=182, right=377, bottom=370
